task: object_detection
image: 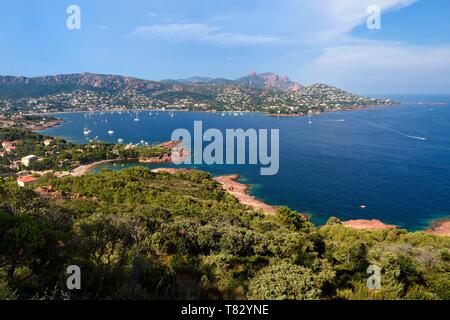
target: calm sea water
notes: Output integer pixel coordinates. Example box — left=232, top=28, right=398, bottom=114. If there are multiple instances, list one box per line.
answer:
left=40, top=95, right=450, bottom=231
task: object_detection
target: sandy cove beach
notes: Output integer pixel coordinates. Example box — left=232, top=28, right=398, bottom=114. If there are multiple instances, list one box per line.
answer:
left=213, top=174, right=278, bottom=216
left=69, top=141, right=185, bottom=176
left=69, top=159, right=119, bottom=176
left=69, top=155, right=174, bottom=176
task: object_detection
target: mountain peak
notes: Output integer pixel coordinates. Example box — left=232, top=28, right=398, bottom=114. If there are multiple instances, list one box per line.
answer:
left=237, top=71, right=301, bottom=92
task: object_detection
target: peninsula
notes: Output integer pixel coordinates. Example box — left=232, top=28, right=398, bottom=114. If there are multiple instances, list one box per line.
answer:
left=0, top=72, right=394, bottom=119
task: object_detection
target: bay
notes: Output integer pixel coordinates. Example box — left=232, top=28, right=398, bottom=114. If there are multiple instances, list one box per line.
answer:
left=39, top=95, right=450, bottom=231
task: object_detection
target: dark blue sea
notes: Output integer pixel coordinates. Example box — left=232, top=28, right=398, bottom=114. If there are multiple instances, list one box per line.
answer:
left=39, top=95, right=450, bottom=231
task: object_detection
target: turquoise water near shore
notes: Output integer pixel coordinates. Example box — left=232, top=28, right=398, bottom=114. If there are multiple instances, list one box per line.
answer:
left=40, top=95, right=450, bottom=230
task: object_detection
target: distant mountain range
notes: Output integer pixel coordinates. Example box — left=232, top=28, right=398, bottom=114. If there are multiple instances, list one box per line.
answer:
left=0, top=72, right=301, bottom=99
left=0, top=73, right=162, bottom=99
left=0, top=72, right=393, bottom=115
left=163, top=71, right=302, bottom=91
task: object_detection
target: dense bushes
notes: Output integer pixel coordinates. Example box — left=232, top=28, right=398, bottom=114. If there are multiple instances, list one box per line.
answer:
left=247, top=261, right=335, bottom=300
left=0, top=168, right=449, bottom=300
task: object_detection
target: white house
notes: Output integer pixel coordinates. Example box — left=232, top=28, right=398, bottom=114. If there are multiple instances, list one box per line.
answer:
left=21, top=155, right=38, bottom=167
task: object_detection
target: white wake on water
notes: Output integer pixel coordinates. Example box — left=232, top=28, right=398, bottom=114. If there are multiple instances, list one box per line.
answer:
left=379, top=125, right=428, bottom=141
left=364, top=119, right=428, bottom=141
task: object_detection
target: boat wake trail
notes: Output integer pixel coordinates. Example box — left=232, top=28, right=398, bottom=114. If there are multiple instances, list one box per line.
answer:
left=388, top=128, right=428, bottom=141
left=364, top=119, right=428, bottom=141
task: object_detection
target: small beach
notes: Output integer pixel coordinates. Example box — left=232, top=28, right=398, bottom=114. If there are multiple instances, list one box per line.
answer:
left=213, top=174, right=277, bottom=215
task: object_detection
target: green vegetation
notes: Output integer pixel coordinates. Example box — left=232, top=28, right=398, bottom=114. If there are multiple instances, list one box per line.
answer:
left=0, top=167, right=448, bottom=300
left=0, top=128, right=170, bottom=175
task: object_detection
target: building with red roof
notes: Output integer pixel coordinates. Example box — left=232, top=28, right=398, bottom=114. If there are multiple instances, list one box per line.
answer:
left=17, top=175, right=38, bottom=187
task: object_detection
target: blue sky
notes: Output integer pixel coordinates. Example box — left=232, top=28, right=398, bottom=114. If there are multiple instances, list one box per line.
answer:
left=0, top=0, right=449, bottom=93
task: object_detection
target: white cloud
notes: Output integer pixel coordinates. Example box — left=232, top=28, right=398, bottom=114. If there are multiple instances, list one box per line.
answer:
left=271, top=0, right=418, bottom=44
left=130, top=0, right=418, bottom=46
left=130, top=23, right=287, bottom=45
left=316, top=0, right=417, bottom=39
left=201, top=0, right=418, bottom=45
left=302, top=41, right=450, bottom=93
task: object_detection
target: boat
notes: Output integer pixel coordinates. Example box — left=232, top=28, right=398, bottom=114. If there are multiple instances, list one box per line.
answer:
left=108, top=130, right=114, bottom=135
left=83, top=128, right=91, bottom=135
left=360, top=205, right=367, bottom=209
left=117, top=138, right=124, bottom=144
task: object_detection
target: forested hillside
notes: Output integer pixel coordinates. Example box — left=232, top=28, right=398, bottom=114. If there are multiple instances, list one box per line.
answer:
left=0, top=167, right=449, bottom=300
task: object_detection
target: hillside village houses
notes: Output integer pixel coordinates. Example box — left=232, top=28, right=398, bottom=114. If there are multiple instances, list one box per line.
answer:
left=1, top=141, right=16, bottom=153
